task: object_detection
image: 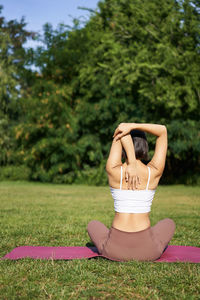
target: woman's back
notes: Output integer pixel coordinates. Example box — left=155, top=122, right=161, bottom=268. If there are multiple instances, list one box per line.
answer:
left=108, top=160, right=160, bottom=191
left=108, top=161, right=160, bottom=232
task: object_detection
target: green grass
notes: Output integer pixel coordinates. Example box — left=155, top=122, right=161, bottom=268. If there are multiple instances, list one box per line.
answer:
left=0, top=182, right=200, bottom=300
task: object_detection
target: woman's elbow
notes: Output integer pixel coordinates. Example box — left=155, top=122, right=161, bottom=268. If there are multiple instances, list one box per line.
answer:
left=106, top=160, right=115, bottom=174
left=162, top=125, right=167, bottom=135
left=106, top=161, right=111, bottom=173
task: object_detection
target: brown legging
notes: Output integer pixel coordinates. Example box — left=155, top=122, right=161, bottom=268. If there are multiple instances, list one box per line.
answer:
left=87, top=218, right=176, bottom=261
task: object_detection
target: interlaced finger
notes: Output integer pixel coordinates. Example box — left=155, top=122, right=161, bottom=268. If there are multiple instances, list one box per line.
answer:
left=113, top=127, right=120, bottom=137
left=133, top=177, right=136, bottom=190
left=125, top=171, right=128, bottom=182
left=135, top=176, right=139, bottom=189
left=128, top=176, right=133, bottom=190
left=116, top=133, right=123, bottom=141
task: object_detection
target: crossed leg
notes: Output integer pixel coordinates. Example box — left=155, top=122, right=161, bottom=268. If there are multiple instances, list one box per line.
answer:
left=151, top=218, right=176, bottom=251
left=87, top=220, right=109, bottom=254
left=87, top=218, right=175, bottom=257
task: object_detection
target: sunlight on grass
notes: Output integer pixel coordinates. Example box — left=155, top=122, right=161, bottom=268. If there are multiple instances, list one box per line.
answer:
left=0, top=182, right=200, bottom=299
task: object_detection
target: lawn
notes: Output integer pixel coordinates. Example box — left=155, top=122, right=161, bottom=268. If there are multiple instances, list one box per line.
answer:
left=0, top=182, right=200, bottom=299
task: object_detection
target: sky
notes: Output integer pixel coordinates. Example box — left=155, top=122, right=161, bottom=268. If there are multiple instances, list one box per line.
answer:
left=0, top=0, right=100, bottom=48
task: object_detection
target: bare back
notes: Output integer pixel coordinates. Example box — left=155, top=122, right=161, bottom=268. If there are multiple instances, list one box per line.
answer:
left=108, top=161, right=160, bottom=191
left=108, top=161, right=161, bottom=232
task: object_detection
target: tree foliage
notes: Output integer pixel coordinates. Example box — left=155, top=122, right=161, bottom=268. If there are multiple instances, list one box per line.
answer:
left=0, top=1, right=200, bottom=184
left=0, top=5, right=36, bottom=166
left=0, top=5, right=36, bottom=116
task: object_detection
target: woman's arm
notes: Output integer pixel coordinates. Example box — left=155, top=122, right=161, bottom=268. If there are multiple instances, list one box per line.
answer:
left=120, top=134, right=136, bottom=163
left=106, top=134, right=140, bottom=189
left=106, top=137, right=122, bottom=173
left=114, top=123, right=166, bottom=139
left=120, top=134, right=140, bottom=189
left=114, top=123, right=168, bottom=176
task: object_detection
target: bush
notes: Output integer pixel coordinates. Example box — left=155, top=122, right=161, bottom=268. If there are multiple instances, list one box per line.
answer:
left=0, top=165, right=31, bottom=181
left=74, top=161, right=108, bottom=186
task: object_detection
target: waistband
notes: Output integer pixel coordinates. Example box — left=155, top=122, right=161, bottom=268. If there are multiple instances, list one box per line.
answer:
left=110, top=226, right=151, bottom=234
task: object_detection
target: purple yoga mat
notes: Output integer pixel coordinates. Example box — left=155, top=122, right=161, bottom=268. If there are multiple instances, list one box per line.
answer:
left=1, top=246, right=100, bottom=261
left=1, top=245, right=200, bottom=263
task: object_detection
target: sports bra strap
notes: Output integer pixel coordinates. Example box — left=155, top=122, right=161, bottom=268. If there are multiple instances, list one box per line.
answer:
left=120, top=166, right=123, bottom=190
left=146, top=167, right=151, bottom=190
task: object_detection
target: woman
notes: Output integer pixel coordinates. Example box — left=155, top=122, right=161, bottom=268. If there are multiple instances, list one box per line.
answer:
left=87, top=123, right=176, bottom=261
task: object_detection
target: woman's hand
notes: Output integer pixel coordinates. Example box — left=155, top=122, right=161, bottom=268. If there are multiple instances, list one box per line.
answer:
left=113, top=123, right=134, bottom=140
left=125, top=163, right=140, bottom=190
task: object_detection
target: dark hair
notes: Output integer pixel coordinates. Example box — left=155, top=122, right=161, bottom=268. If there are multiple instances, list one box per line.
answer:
left=123, top=130, right=149, bottom=161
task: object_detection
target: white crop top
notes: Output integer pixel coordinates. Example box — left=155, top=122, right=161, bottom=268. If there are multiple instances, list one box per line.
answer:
left=110, top=166, right=156, bottom=213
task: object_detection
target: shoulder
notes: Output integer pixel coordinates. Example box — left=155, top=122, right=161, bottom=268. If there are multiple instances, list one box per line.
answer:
left=106, top=164, right=122, bottom=178
left=106, top=164, right=123, bottom=188
left=146, top=163, right=162, bottom=187
left=106, top=161, right=122, bottom=175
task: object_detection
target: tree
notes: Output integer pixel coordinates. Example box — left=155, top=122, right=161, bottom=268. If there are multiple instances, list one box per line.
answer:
left=0, top=5, right=37, bottom=169
left=3, top=0, right=200, bottom=184
left=73, top=0, right=200, bottom=183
